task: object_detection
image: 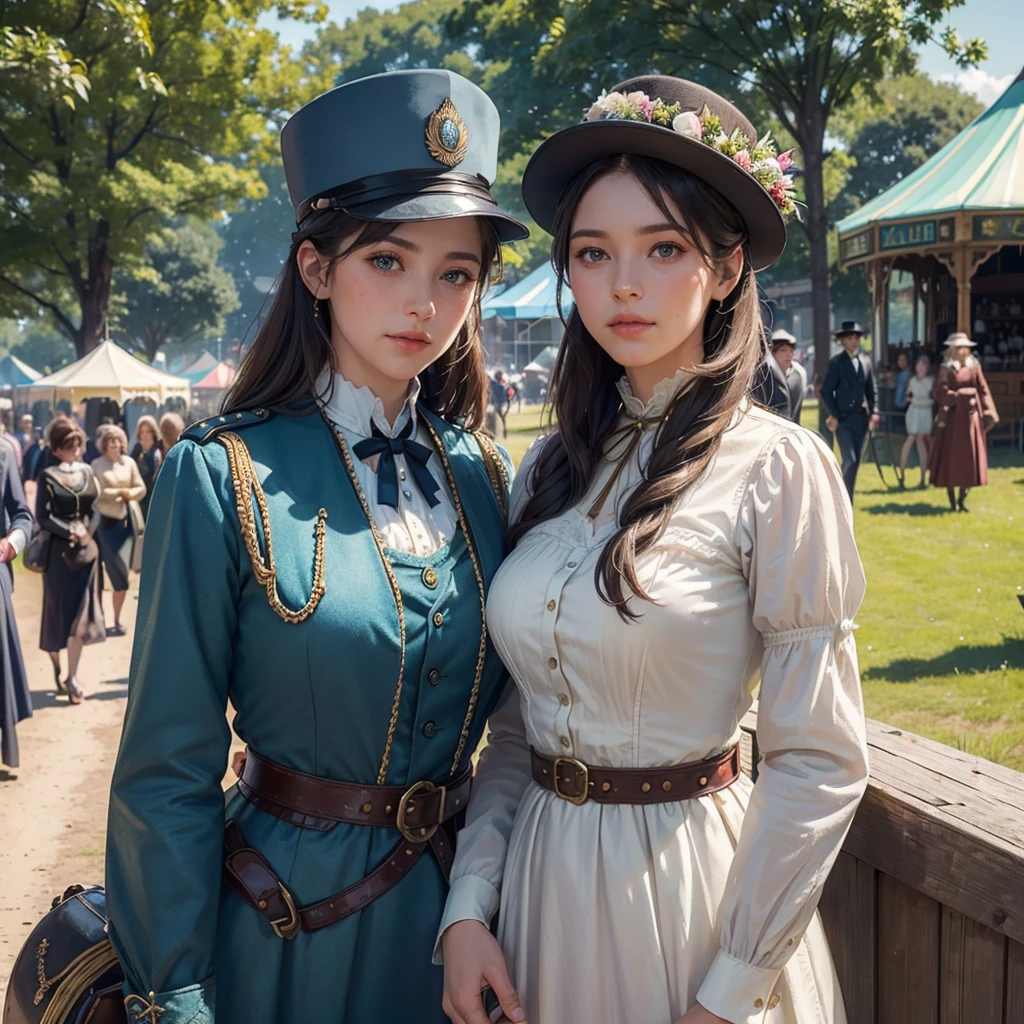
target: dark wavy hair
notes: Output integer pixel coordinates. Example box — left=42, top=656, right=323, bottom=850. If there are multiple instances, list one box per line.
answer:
left=509, top=154, right=767, bottom=620
left=223, top=210, right=500, bottom=429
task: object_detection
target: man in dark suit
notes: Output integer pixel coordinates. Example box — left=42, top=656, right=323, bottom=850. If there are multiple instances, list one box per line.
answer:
left=820, top=321, right=880, bottom=499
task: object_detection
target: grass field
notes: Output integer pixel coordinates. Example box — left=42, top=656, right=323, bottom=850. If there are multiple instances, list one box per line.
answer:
left=498, top=402, right=1024, bottom=770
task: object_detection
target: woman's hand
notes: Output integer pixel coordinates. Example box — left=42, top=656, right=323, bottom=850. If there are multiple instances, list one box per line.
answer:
left=0, top=537, right=15, bottom=563
left=673, top=1004, right=731, bottom=1024
left=442, top=920, right=525, bottom=1024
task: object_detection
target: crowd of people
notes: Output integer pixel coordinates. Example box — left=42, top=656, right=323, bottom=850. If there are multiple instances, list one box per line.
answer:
left=0, top=408, right=184, bottom=765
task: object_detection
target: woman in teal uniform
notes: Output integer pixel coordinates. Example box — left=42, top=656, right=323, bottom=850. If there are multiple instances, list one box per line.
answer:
left=105, top=69, right=526, bottom=1024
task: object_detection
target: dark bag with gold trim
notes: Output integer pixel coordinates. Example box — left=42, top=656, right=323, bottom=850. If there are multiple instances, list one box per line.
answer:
left=2, top=885, right=126, bottom=1024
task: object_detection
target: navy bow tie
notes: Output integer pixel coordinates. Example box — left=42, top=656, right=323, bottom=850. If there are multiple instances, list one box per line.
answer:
left=351, top=419, right=441, bottom=510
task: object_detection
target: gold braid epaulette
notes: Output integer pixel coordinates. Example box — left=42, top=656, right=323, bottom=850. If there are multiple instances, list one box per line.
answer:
left=472, top=431, right=510, bottom=520
left=218, top=431, right=327, bottom=624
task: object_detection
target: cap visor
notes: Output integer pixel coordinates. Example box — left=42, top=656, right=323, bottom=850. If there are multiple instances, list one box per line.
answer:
left=347, top=192, right=529, bottom=243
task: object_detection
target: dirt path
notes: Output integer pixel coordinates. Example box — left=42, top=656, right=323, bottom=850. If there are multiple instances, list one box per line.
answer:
left=0, top=567, right=246, bottom=1003
left=0, top=569, right=134, bottom=996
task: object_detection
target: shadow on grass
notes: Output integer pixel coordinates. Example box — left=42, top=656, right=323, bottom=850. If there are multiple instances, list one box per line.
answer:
left=864, top=502, right=952, bottom=517
left=863, top=636, right=1024, bottom=683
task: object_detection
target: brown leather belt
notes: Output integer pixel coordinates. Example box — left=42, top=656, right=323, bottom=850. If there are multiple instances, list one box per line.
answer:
left=531, top=744, right=740, bottom=806
left=223, top=748, right=472, bottom=939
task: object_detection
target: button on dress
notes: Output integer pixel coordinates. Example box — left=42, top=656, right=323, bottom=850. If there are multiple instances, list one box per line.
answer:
left=439, top=372, right=870, bottom=1024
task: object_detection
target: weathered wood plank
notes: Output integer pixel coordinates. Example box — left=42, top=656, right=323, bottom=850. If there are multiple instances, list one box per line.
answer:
left=864, top=733, right=1024, bottom=851
left=866, top=720, right=1024, bottom=802
left=939, top=907, right=1005, bottom=1024
left=877, top=875, right=939, bottom=1024
left=1006, top=940, right=1024, bottom=1024
left=843, top=783, right=1024, bottom=945
left=819, top=852, right=876, bottom=1024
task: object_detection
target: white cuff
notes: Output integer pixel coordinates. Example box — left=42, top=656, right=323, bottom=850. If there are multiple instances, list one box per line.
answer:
left=695, top=949, right=784, bottom=1024
left=7, top=528, right=27, bottom=556
left=432, top=874, right=500, bottom=965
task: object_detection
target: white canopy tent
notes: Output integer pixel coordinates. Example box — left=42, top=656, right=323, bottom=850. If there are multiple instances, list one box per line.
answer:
left=16, top=341, right=191, bottom=409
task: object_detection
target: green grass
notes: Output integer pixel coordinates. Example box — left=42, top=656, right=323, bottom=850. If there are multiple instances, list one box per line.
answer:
left=497, top=400, right=1024, bottom=770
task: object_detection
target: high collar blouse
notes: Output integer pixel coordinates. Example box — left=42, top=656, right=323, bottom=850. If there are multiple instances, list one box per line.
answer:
left=316, top=368, right=456, bottom=557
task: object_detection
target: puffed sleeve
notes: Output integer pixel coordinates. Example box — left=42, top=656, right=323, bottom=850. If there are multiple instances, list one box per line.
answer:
left=432, top=436, right=550, bottom=962
left=695, top=428, right=870, bottom=1023
left=105, top=440, right=240, bottom=1024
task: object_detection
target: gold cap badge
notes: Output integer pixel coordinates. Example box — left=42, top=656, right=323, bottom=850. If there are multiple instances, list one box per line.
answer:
left=425, top=98, right=469, bottom=168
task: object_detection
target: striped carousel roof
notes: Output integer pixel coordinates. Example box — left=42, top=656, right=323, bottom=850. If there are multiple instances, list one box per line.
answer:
left=837, top=66, right=1024, bottom=238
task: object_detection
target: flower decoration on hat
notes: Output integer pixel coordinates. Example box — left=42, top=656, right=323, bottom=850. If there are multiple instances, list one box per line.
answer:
left=583, top=90, right=798, bottom=217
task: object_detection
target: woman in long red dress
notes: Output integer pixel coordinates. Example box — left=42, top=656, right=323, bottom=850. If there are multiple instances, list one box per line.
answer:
left=929, top=332, right=999, bottom=512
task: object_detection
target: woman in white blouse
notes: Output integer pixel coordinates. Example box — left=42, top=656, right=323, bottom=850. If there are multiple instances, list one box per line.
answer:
left=897, top=356, right=934, bottom=489
left=440, top=76, right=869, bottom=1024
left=91, top=425, right=146, bottom=635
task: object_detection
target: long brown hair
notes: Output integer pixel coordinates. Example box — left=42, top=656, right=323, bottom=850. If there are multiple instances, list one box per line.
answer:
left=510, top=154, right=766, bottom=620
left=223, top=210, right=499, bottom=429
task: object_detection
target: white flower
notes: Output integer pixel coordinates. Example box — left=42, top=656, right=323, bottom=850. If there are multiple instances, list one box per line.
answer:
left=755, top=157, right=781, bottom=177
left=584, top=101, right=606, bottom=122
left=672, top=111, right=702, bottom=138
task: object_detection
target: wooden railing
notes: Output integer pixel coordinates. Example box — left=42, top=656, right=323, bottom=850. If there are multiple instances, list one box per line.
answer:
left=739, top=710, right=1024, bottom=1023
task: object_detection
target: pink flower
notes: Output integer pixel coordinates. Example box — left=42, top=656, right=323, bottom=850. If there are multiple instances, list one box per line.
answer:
left=733, top=150, right=752, bottom=171
left=778, top=149, right=794, bottom=172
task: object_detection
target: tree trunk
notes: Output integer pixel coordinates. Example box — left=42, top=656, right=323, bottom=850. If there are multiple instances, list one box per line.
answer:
left=79, top=221, right=113, bottom=357
left=799, top=105, right=832, bottom=440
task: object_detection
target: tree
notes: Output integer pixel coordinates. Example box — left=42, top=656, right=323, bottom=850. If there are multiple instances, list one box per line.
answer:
left=830, top=73, right=984, bottom=220
left=451, top=0, right=985, bottom=389
left=0, top=0, right=323, bottom=358
left=116, top=220, right=239, bottom=363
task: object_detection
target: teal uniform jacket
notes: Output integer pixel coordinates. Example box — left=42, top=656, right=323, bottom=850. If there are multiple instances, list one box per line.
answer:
left=105, top=403, right=511, bottom=1023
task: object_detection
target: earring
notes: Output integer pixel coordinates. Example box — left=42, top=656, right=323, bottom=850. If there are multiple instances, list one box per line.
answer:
left=313, top=298, right=320, bottom=320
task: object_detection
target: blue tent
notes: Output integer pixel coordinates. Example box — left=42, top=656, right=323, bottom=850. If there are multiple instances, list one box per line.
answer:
left=482, top=263, right=573, bottom=321
left=0, top=354, right=42, bottom=388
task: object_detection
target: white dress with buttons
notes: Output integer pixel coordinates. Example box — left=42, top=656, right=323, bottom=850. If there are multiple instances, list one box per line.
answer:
left=438, top=371, right=870, bottom=1024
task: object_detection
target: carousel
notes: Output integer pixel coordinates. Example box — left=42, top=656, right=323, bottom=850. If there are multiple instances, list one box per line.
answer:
left=836, top=65, right=1024, bottom=445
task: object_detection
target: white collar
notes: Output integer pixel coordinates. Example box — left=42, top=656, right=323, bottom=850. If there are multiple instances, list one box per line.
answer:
left=615, top=366, right=697, bottom=420
left=316, top=366, right=421, bottom=438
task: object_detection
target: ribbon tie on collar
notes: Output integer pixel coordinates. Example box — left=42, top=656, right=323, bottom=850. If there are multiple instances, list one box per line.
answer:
left=352, top=419, right=441, bottom=510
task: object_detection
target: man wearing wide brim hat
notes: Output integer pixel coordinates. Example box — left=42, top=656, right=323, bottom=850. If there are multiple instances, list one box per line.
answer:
left=771, top=329, right=807, bottom=423
left=820, top=320, right=879, bottom=499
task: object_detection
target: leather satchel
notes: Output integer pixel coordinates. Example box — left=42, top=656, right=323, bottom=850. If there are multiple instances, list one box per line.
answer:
left=2, top=884, right=126, bottom=1024
left=22, top=528, right=51, bottom=574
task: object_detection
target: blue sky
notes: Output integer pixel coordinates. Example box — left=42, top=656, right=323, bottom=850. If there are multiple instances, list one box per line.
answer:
left=258, top=0, right=1022, bottom=105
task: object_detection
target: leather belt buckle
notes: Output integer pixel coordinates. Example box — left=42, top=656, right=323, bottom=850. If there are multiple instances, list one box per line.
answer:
left=270, top=882, right=300, bottom=939
left=552, top=757, right=589, bottom=805
left=396, top=780, right=446, bottom=843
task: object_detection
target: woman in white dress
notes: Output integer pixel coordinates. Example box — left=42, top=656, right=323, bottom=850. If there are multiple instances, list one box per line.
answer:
left=439, top=76, right=869, bottom=1024
left=897, top=356, right=934, bottom=489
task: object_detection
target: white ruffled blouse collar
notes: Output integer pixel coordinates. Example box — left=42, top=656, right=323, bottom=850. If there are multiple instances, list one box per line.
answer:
left=615, top=366, right=696, bottom=420
left=316, top=366, right=421, bottom=439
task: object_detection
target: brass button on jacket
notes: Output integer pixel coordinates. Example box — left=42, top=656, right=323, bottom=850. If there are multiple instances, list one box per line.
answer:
left=432, top=611, right=444, bottom=628
left=422, top=567, right=438, bottom=589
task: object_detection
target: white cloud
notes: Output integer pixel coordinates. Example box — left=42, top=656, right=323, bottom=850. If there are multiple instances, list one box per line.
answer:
left=938, top=69, right=1015, bottom=107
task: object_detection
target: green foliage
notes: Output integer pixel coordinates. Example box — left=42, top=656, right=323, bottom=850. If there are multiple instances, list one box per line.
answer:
left=0, top=0, right=324, bottom=357
left=303, top=0, right=470, bottom=86
left=0, top=319, right=76, bottom=374
left=214, top=163, right=295, bottom=345
left=829, top=73, right=985, bottom=221
left=116, top=220, right=239, bottom=362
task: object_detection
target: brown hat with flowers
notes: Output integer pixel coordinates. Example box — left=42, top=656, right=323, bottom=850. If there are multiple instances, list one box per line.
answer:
left=521, top=75, right=793, bottom=270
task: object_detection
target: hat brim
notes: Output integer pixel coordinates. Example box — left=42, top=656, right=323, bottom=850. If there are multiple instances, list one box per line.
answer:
left=834, top=328, right=866, bottom=337
left=521, top=120, right=787, bottom=271
left=346, top=192, right=528, bottom=244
